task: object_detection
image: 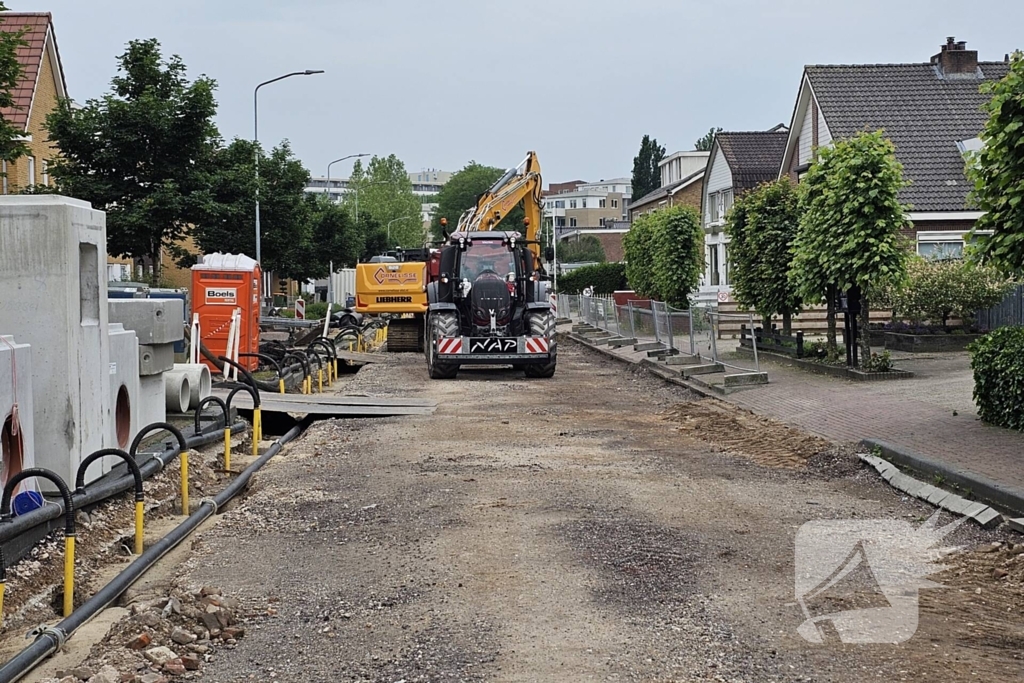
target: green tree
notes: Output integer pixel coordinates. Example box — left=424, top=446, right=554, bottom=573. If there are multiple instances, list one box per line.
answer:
left=557, top=263, right=626, bottom=294
left=652, top=206, right=704, bottom=307
left=346, top=155, right=423, bottom=249
left=694, top=127, right=722, bottom=152
left=189, top=139, right=319, bottom=281
left=727, top=179, right=802, bottom=332
left=45, top=39, right=219, bottom=280
left=791, top=131, right=909, bottom=363
left=623, top=213, right=659, bottom=298
left=631, top=135, right=666, bottom=201
left=969, top=51, right=1024, bottom=276
left=0, top=5, right=30, bottom=164
left=559, top=235, right=606, bottom=263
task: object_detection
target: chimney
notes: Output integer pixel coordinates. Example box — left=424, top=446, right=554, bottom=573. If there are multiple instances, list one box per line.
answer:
left=931, top=37, right=979, bottom=77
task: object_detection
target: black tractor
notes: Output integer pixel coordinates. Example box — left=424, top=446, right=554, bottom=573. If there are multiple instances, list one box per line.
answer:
left=424, top=231, right=556, bottom=379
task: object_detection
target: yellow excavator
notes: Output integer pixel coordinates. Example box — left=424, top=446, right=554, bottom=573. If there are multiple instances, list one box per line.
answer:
left=356, top=152, right=549, bottom=354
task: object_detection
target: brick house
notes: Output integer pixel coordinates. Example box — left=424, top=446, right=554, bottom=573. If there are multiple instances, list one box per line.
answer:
left=779, top=37, right=1009, bottom=257
left=628, top=151, right=708, bottom=222
left=0, top=12, right=66, bottom=194
left=699, top=127, right=788, bottom=303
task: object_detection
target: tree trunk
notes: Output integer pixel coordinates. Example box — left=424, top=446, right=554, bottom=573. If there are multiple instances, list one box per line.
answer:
left=150, top=246, right=161, bottom=285
left=782, top=311, right=793, bottom=336
left=859, top=293, right=871, bottom=365
left=826, top=285, right=838, bottom=359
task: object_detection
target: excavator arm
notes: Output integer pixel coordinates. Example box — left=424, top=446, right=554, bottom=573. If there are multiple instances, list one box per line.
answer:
left=457, top=151, right=544, bottom=266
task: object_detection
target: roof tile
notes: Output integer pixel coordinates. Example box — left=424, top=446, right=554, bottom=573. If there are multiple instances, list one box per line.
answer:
left=0, top=12, right=52, bottom=131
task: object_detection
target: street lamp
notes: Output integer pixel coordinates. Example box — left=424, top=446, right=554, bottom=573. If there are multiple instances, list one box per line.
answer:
left=253, top=69, right=324, bottom=272
left=387, top=216, right=416, bottom=244
left=326, top=153, right=369, bottom=203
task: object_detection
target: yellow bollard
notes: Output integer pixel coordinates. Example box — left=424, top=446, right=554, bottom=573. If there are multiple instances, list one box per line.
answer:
left=278, top=377, right=285, bottom=394
left=181, top=451, right=190, bottom=515
left=134, top=501, right=144, bottom=555
left=318, top=369, right=323, bottom=393
left=0, top=580, right=5, bottom=624
left=255, top=406, right=263, bottom=443
left=63, top=535, right=75, bottom=616
left=334, top=359, right=339, bottom=381
left=252, top=408, right=262, bottom=456
left=224, top=427, right=232, bottom=471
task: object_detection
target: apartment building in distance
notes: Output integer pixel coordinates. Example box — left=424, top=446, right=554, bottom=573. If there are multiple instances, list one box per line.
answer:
left=543, top=178, right=632, bottom=260
left=305, top=169, right=453, bottom=224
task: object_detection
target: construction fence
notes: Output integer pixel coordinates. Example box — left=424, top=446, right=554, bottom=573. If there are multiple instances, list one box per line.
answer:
left=560, top=294, right=763, bottom=379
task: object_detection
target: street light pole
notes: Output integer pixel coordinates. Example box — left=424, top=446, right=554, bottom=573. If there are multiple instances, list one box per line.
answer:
left=326, top=153, right=369, bottom=203
left=387, top=216, right=415, bottom=245
left=254, top=69, right=324, bottom=292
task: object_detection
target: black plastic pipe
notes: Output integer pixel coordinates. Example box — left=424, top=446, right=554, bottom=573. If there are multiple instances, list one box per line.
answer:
left=0, top=470, right=76, bottom=585
left=0, top=420, right=308, bottom=683
left=194, top=396, right=229, bottom=435
left=75, top=450, right=143, bottom=502
left=0, top=421, right=244, bottom=546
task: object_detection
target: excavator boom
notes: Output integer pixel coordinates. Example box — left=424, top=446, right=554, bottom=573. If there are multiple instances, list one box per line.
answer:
left=457, top=151, right=544, bottom=266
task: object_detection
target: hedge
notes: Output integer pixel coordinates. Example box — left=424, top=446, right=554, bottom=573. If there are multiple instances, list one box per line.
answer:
left=557, top=263, right=627, bottom=295
left=969, top=326, right=1024, bottom=431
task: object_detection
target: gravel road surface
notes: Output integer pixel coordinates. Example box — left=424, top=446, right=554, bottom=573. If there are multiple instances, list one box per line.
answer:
left=89, top=342, right=1024, bottom=681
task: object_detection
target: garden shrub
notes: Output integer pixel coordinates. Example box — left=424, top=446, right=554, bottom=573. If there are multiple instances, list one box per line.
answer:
left=969, top=326, right=1024, bottom=431
left=558, top=263, right=627, bottom=295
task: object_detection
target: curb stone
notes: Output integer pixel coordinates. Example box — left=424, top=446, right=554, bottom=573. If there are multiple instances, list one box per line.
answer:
left=858, top=453, right=1004, bottom=529
left=863, top=438, right=1024, bottom=518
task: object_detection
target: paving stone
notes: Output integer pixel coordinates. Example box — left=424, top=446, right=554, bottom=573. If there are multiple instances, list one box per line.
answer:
left=925, top=487, right=952, bottom=507
left=940, top=495, right=973, bottom=516
left=962, top=502, right=989, bottom=519
left=970, top=507, right=1003, bottom=529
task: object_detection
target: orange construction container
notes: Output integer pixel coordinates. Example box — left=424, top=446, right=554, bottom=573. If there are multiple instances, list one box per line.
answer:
left=191, top=253, right=261, bottom=373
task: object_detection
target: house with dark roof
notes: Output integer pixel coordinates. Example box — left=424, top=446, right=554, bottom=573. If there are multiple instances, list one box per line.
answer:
left=779, top=37, right=1009, bottom=259
left=699, top=126, right=788, bottom=301
left=0, top=11, right=67, bottom=194
left=628, top=151, right=708, bottom=221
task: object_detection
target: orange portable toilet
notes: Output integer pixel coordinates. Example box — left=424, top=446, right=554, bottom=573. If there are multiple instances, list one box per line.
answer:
left=191, top=253, right=261, bottom=372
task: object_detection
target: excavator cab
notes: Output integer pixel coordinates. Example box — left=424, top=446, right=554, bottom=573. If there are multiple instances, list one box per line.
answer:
left=424, top=232, right=556, bottom=380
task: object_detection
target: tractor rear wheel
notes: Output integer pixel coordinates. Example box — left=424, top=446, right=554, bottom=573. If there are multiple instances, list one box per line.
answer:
left=426, top=312, right=460, bottom=379
left=523, top=311, right=557, bottom=378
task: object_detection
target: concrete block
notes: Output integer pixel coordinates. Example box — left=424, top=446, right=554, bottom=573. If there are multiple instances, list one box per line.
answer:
left=0, top=336, right=36, bottom=488
left=925, top=486, right=952, bottom=507
left=962, top=502, right=989, bottom=519
left=888, top=473, right=916, bottom=493
left=138, top=375, right=166, bottom=429
left=107, top=324, right=140, bottom=465
left=940, top=495, right=972, bottom=516
left=108, top=299, right=184, bottom=345
left=970, top=507, right=1003, bottom=529
left=139, top=343, right=175, bottom=376
left=723, top=372, right=769, bottom=387
left=606, top=338, right=637, bottom=348
left=665, top=355, right=703, bottom=366
left=0, top=196, right=111, bottom=487
left=633, top=342, right=664, bottom=352
left=682, top=363, right=724, bottom=378
left=881, top=467, right=899, bottom=482
left=1006, top=518, right=1024, bottom=534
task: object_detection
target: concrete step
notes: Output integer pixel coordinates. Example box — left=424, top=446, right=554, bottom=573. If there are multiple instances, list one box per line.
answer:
left=682, top=363, right=725, bottom=378
left=606, top=338, right=637, bottom=348
left=723, top=372, right=769, bottom=387
left=591, top=336, right=630, bottom=346
left=647, top=348, right=680, bottom=358
left=633, top=342, right=664, bottom=352
left=556, top=318, right=572, bottom=325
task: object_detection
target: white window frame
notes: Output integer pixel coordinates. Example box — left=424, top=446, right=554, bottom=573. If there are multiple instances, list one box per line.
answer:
left=42, top=160, right=49, bottom=186
left=27, top=156, right=35, bottom=186
left=916, top=229, right=992, bottom=260
left=569, top=199, right=577, bottom=209
left=569, top=217, right=577, bottom=228
left=598, top=198, right=606, bottom=208
left=611, top=199, right=618, bottom=208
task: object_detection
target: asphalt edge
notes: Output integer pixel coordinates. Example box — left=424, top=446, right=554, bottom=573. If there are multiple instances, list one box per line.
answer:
left=862, top=438, right=1024, bottom=518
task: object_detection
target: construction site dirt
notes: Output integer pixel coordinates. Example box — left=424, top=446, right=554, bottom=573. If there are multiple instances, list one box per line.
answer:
left=15, top=341, right=1024, bottom=682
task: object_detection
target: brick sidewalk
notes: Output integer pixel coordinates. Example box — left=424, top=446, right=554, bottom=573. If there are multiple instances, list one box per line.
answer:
left=566, top=323, right=1024, bottom=492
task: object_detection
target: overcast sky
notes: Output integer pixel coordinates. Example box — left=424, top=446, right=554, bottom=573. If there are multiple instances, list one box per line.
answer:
left=19, top=0, right=1024, bottom=184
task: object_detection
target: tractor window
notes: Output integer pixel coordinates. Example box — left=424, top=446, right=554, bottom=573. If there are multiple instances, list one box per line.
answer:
left=460, top=242, right=516, bottom=281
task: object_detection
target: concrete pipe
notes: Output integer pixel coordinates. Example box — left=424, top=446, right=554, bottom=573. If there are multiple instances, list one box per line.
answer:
left=173, top=363, right=212, bottom=410
left=163, top=371, right=192, bottom=415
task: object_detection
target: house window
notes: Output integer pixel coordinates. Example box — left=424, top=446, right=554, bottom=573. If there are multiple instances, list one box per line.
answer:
left=581, top=199, right=587, bottom=208
left=556, top=217, right=566, bottom=228
left=570, top=200, right=577, bottom=209
left=611, top=199, right=618, bottom=208
left=570, top=217, right=577, bottom=228
left=708, top=192, right=720, bottom=223
left=27, top=156, right=35, bottom=186
left=42, top=160, right=49, bottom=186
left=599, top=198, right=606, bottom=208
left=916, top=230, right=991, bottom=260
left=555, top=200, right=564, bottom=209
left=708, top=245, right=720, bottom=286
left=1, top=160, right=6, bottom=194
left=721, top=243, right=730, bottom=286
left=599, top=218, right=605, bottom=227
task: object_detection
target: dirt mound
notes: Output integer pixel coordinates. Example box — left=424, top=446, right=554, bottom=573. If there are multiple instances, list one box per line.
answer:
left=662, top=399, right=830, bottom=468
